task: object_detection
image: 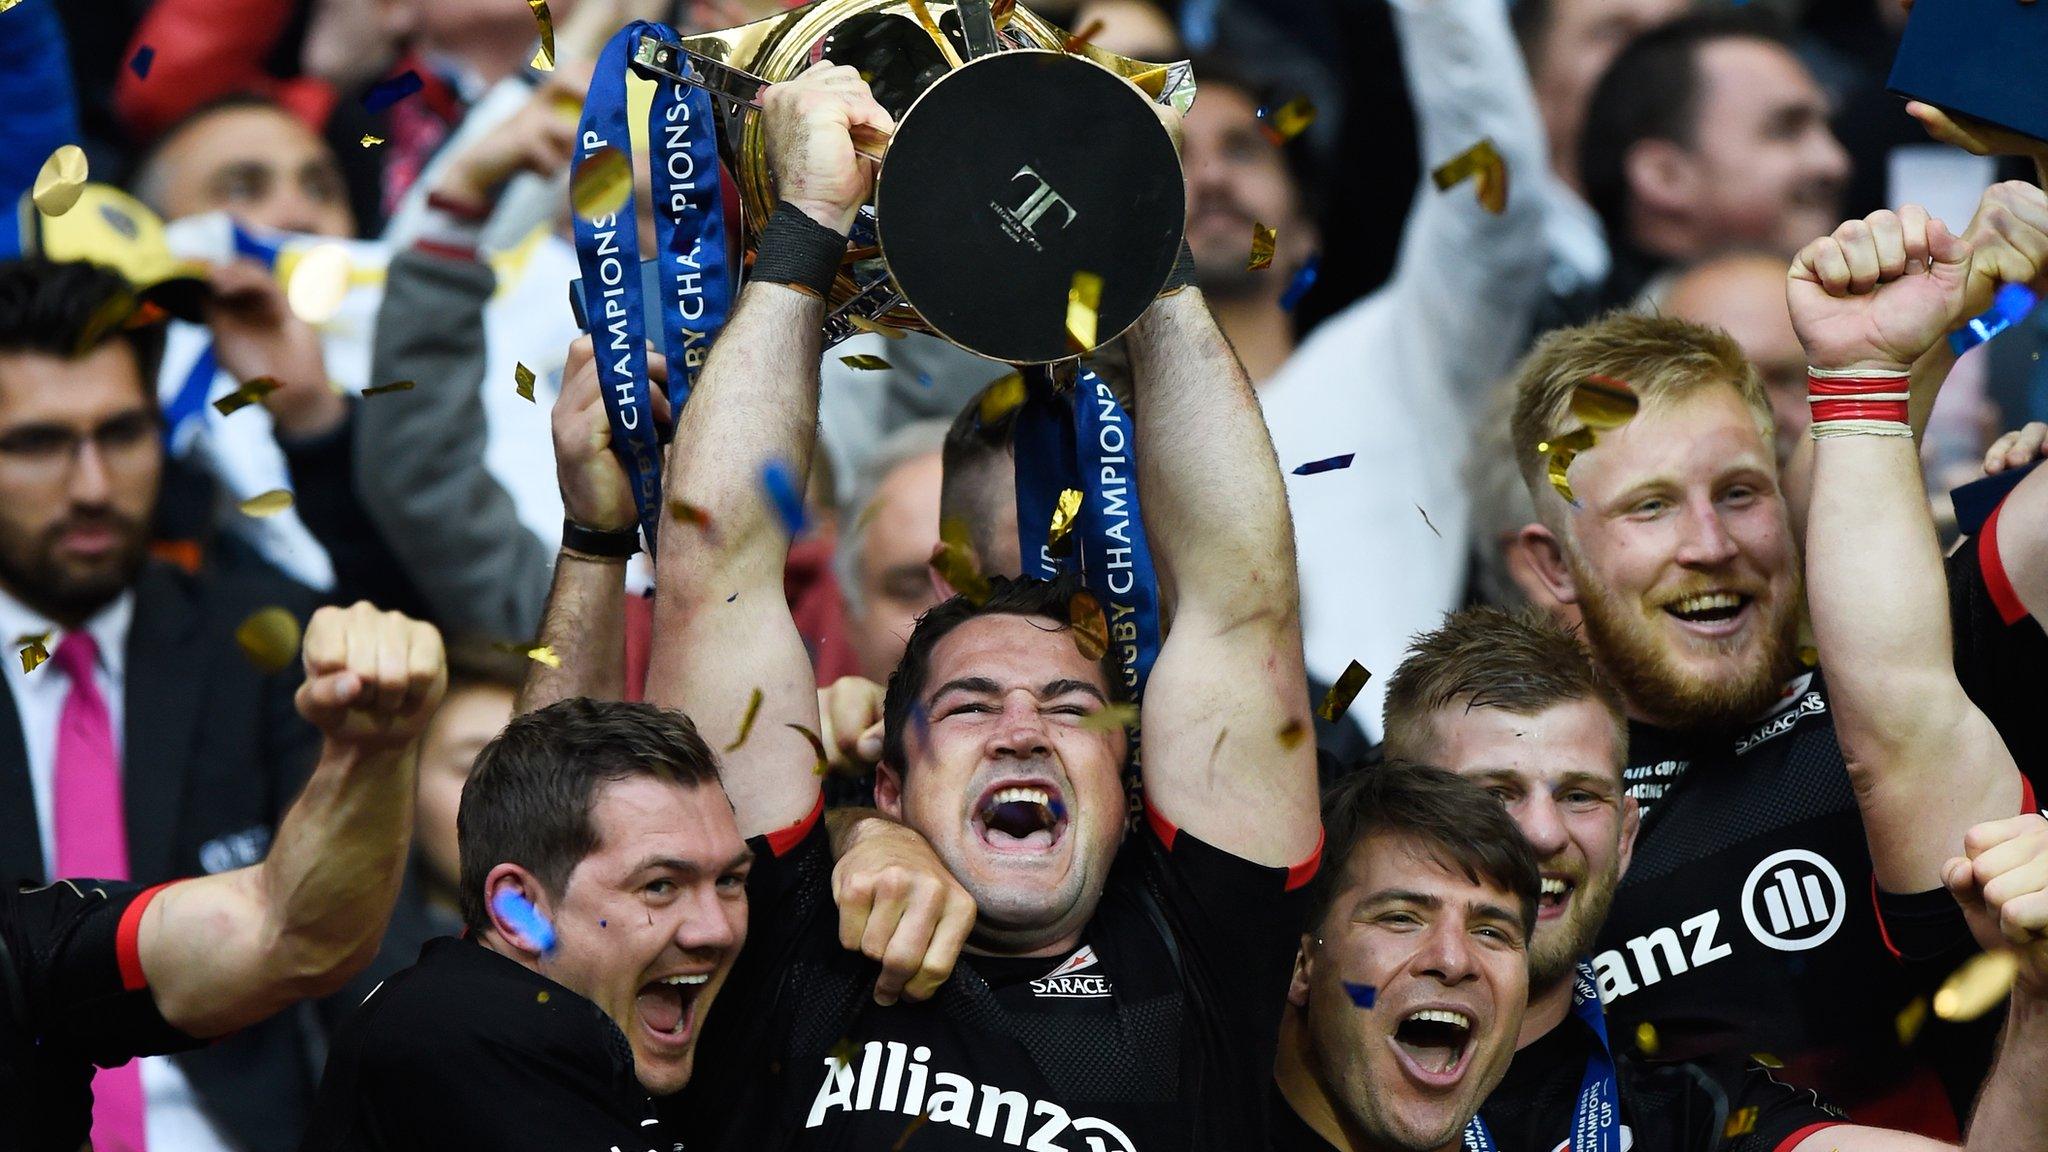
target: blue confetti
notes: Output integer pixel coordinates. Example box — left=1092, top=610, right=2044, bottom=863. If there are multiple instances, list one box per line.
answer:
left=361, top=70, right=425, bottom=113
left=1291, top=453, right=1355, bottom=476
left=761, top=459, right=808, bottom=537
left=492, top=889, right=558, bottom=955
left=600, top=919, right=607, bottom=927
left=129, top=46, right=155, bottom=80
left=1343, top=982, right=1377, bottom=1008
left=916, top=371, right=934, bottom=389
left=1280, top=255, right=1320, bottom=313
left=1950, top=283, right=2039, bottom=356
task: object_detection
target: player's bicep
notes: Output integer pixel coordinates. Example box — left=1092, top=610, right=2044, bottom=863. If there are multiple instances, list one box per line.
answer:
left=646, top=593, right=822, bottom=839
left=138, top=870, right=276, bottom=1038
left=1139, top=607, right=1320, bottom=868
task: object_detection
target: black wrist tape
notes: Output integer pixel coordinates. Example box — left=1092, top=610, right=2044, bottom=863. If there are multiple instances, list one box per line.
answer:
left=753, top=202, right=847, bottom=298
left=561, top=518, right=640, bottom=559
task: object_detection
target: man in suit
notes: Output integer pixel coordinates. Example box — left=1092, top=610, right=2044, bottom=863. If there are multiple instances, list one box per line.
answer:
left=0, top=255, right=326, bottom=1150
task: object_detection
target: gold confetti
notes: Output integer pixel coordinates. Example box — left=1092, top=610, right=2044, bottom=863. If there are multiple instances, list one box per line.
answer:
left=359, top=134, right=385, bottom=148
left=791, top=723, right=832, bottom=776
left=892, top=1112, right=933, bottom=1152
left=1634, top=1021, right=1659, bottom=1056
left=286, top=244, right=353, bottom=325
left=214, top=377, right=281, bottom=416
left=1065, top=271, right=1102, bottom=353
left=669, top=500, right=713, bottom=530
left=0, top=0, right=26, bottom=12
left=490, top=640, right=561, bottom=668
left=237, top=489, right=295, bottom=518
left=515, top=362, right=536, bottom=401
left=829, top=1036, right=862, bottom=1072
left=571, top=147, right=632, bottom=220
left=1069, top=591, right=1108, bottom=661
left=1062, top=16, right=1106, bottom=53
left=905, top=0, right=965, bottom=68
left=978, top=372, right=1026, bottom=427
left=1537, top=427, right=1596, bottom=505
left=16, top=632, right=51, bottom=674
left=1570, top=375, right=1638, bottom=431
left=1749, top=1051, right=1784, bottom=1069
left=1895, top=997, right=1929, bottom=1047
left=849, top=314, right=907, bottom=339
left=73, top=291, right=138, bottom=357
left=536, top=990, right=551, bottom=1003
left=1934, top=949, right=2019, bottom=1022
left=1276, top=718, right=1308, bottom=749
left=1078, top=702, right=1139, bottom=731
left=1248, top=223, right=1277, bottom=272
left=1046, top=488, right=1084, bottom=551
left=362, top=380, right=415, bottom=396
left=1798, top=645, right=1819, bottom=669
left=234, top=607, right=303, bottom=674
left=839, top=354, right=893, bottom=371
left=1316, top=660, right=1370, bottom=723
left=1259, top=97, right=1317, bottom=145
left=932, top=518, right=992, bottom=606
left=726, top=687, right=764, bottom=752
left=527, top=0, right=556, bottom=71
left=1430, top=138, right=1508, bottom=215
left=31, top=145, right=89, bottom=217
left=1722, top=1106, right=1758, bottom=1139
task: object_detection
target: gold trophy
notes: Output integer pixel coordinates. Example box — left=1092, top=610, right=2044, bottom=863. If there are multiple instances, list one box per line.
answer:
left=629, top=0, right=1193, bottom=364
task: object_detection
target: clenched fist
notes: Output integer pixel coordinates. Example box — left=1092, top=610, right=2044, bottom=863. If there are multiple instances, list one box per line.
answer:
left=762, top=61, right=896, bottom=234
left=1944, top=812, right=2048, bottom=997
left=294, top=602, right=446, bottom=751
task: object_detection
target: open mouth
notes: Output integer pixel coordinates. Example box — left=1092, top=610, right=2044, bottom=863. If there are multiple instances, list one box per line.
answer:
left=1538, top=875, right=1576, bottom=919
left=1391, top=1008, right=1475, bottom=1085
left=973, top=783, right=1068, bottom=853
left=634, top=972, right=709, bottom=1048
left=1663, top=591, right=1750, bottom=628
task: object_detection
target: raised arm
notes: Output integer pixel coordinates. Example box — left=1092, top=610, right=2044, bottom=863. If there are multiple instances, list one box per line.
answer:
left=140, top=603, right=445, bottom=1038
left=1124, top=289, right=1320, bottom=867
left=1947, top=813, right=2048, bottom=1152
left=1790, top=207, right=2028, bottom=892
left=643, top=64, right=893, bottom=839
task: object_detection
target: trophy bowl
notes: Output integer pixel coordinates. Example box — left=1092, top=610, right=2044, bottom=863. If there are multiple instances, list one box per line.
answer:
left=631, top=0, right=1193, bottom=364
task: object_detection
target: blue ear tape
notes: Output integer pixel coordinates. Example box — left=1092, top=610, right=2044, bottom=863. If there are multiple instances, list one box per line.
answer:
left=492, top=888, right=558, bottom=956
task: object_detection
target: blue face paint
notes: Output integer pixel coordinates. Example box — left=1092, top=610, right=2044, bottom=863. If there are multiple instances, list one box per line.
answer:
left=1291, top=453, right=1355, bottom=476
left=492, top=889, right=558, bottom=956
left=1343, top=982, right=1377, bottom=1008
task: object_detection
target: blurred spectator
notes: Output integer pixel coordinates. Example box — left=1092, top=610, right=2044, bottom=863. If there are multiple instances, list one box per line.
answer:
left=1463, top=381, right=1581, bottom=626
left=132, top=95, right=359, bottom=239
left=411, top=639, right=525, bottom=928
left=1072, top=0, right=1182, bottom=58
left=1653, top=251, right=1810, bottom=465
left=1576, top=9, right=1850, bottom=315
left=0, top=258, right=323, bottom=1151
left=1250, top=0, right=1549, bottom=740
left=833, top=420, right=947, bottom=684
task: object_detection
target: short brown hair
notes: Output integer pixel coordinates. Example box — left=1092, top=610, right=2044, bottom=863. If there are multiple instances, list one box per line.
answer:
left=1382, top=606, right=1626, bottom=778
left=457, top=698, right=725, bottom=933
left=1309, top=760, right=1542, bottom=938
left=1507, top=311, right=1773, bottom=525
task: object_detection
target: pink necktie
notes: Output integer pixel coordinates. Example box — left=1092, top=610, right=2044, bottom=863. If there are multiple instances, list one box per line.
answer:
left=52, top=632, right=148, bottom=1152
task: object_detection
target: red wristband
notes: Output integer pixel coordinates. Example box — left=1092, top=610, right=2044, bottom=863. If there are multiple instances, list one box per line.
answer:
left=1808, top=369, right=1910, bottom=429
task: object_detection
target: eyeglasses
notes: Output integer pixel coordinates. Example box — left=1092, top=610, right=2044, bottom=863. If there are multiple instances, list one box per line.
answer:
left=0, top=411, right=161, bottom=483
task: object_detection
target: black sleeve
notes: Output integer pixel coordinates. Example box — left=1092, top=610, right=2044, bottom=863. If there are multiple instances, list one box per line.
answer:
left=1137, top=809, right=1316, bottom=1151
left=1947, top=517, right=2048, bottom=795
left=275, top=402, right=436, bottom=620
left=1875, top=886, right=2004, bottom=1120
left=7, top=879, right=199, bottom=1067
left=1705, top=1058, right=1848, bottom=1152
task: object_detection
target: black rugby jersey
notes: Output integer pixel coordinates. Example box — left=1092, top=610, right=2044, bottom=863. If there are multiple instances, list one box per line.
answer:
left=300, top=936, right=675, bottom=1151
left=1, top=879, right=195, bottom=1152
left=674, top=802, right=1316, bottom=1152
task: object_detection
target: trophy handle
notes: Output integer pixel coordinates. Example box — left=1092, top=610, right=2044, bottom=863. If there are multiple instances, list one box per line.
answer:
left=630, top=33, right=890, bottom=163
left=955, top=0, right=1001, bottom=58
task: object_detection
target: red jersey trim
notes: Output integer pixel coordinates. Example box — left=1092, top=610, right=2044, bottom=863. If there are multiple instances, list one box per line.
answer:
left=765, top=794, right=824, bottom=858
left=1980, top=498, right=2028, bottom=626
left=1872, top=775, right=2039, bottom=962
left=117, top=882, right=177, bottom=992
left=1142, top=805, right=1322, bottom=890
left=1774, top=1121, right=1846, bottom=1152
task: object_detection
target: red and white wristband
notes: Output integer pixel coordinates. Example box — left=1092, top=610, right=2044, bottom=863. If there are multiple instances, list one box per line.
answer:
left=1808, top=366, right=1912, bottom=440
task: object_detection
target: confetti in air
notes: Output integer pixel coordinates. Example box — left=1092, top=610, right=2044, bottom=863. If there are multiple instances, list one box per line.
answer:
left=214, top=377, right=281, bottom=416
left=1722, top=1106, right=1758, bottom=1139
left=1895, top=996, right=1929, bottom=1046
left=363, top=380, right=415, bottom=397
left=493, top=889, right=558, bottom=955
left=285, top=244, right=353, bottom=325
left=1342, top=982, right=1376, bottom=1008
left=31, top=146, right=89, bottom=217
left=726, top=688, right=764, bottom=752
left=1571, top=375, right=1638, bottom=431
left=1430, top=138, right=1508, bottom=214
left=1279, top=256, right=1319, bottom=313
left=528, top=0, right=557, bottom=70
left=1316, top=661, right=1370, bottom=723
left=1258, top=97, right=1317, bottom=145
left=1933, top=949, right=2019, bottom=1022
left=1066, top=271, right=1103, bottom=353
left=130, top=46, right=155, bottom=80
left=571, top=147, right=632, bottom=219
left=491, top=641, right=561, bottom=668
left=1634, top=1021, right=1660, bottom=1057
left=839, top=354, right=893, bottom=371
left=360, top=134, right=385, bottom=148
left=1068, top=591, right=1109, bottom=661
left=234, top=608, right=303, bottom=673
left=1537, top=427, right=1596, bottom=506
left=361, top=70, right=426, bottom=113
left=892, top=1112, right=934, bottom=1151
left=1248, top=223, right=1277, bottom=272
left=790, top=723, right=832, bottom=776
left=761, top=459, right=809, bottom=537
left=514, top=362, right=536, bottom=402
left=932, top=518, right=992, bottom=605
left=1950, top=282, right=2040, bottom=356
left=1291, top=453, right=1354, bottom=476
left=1046, top=488, right=1084, bottom=551
left=849, top=315, right=908, bottom=339
left=979, top=372, right=1027, bottom=427
left=1078, top=703, right=1140, bottom=732
left=17, top=633, right=51, bottom=675
left=237, top=489, right=295, bottom=518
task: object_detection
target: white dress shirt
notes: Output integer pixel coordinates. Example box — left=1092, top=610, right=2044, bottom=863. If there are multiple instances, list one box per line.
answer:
left=1258, top=0, right=1551, bottom=740
left=0, top=585, right=241, bottom=1151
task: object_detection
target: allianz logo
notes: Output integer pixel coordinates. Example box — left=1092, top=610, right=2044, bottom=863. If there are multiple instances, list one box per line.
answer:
left=1594, top=849, right=1848, bottom=1001
left=807, top=1041, right=1139, bottom=1152
left=1734, top=691, right=1827, bottom=755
